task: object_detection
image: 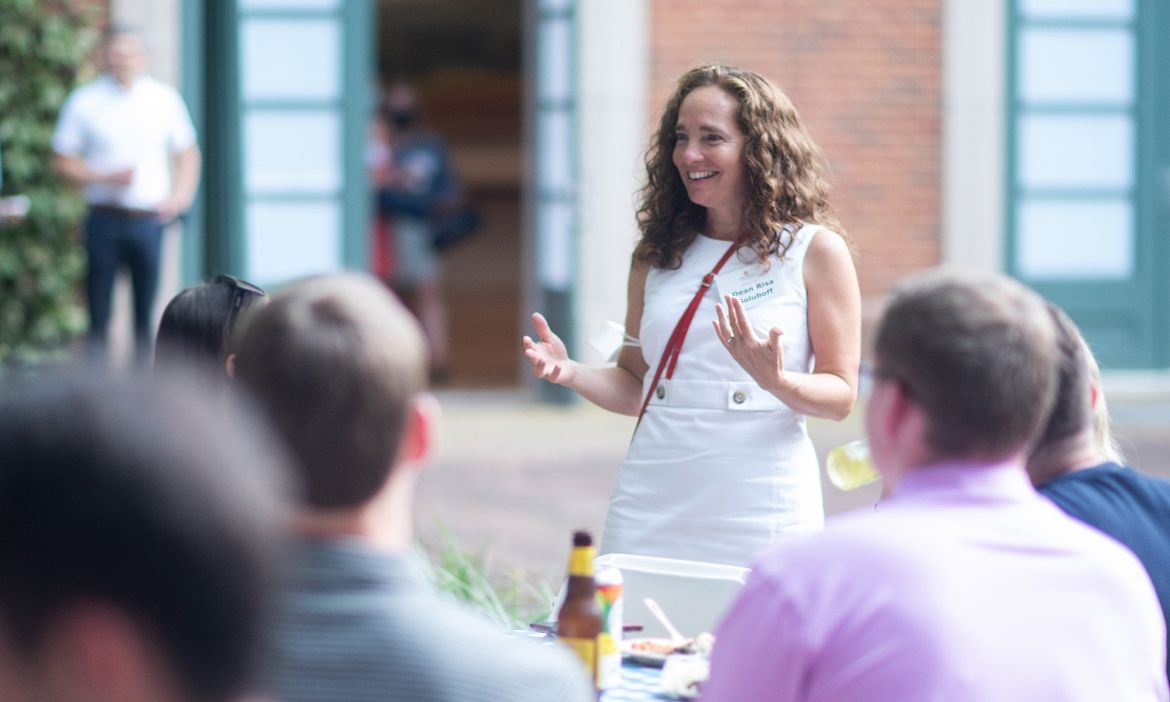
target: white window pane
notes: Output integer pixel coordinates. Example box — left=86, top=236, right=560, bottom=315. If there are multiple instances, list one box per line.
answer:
left=246, top=200, right=342, bottom=284
left=1019, top=113, right=1132, bottom=189
left=538, top=109, right=573, bottom=194
left=245, top=110, right=340, bottom=193
left=242, top=19, right=340, bottom=101
left=240, top=0, right=340, bottom=9
left=1020, top=28, right=1132, bottom=104
left=1017, top=199, right=1132, bottom=279
left=538, top=201, right=574, bottom=290
left=1020, top=0, right=1132, bottom=20
left=539, top=17, right=573, bottom=103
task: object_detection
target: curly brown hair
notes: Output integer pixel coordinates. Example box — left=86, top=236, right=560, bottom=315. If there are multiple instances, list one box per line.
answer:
left=634, top=64, right=849, bottom=269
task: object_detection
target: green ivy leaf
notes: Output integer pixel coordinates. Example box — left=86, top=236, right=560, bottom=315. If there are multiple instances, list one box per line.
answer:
left=0, top=0, right=89, bottom=366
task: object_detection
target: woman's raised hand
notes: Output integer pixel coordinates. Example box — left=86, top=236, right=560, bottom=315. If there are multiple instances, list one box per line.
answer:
left=713, top=294, right=787, bottom=391
left=523, top=312, right=576, bottom=385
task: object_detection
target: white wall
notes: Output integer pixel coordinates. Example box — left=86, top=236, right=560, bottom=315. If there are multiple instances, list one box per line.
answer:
left=940, top=0, right=1006, bottom=272
left=575, top=0, right=648, bottom=361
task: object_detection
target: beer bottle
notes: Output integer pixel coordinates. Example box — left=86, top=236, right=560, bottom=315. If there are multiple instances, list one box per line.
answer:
left=557, top=530, right=603, bottom=690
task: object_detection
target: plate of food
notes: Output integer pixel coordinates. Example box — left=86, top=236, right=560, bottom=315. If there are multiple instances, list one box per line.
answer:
left=621, top=632, right=714, bottom=668
left=622, top=638, right=681, bottom=667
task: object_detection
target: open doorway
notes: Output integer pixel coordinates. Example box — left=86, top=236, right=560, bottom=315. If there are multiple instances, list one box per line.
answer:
left=375, top=0, right=524, bottom=388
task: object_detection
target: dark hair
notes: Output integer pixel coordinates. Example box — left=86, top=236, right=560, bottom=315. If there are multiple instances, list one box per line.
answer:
left=634, top=64, right=849, bottom=270
left=155, top=277, right=266, bottom=373
left=0, top=370, right=289, bottom=702
left=1034, top=303, right=1094, bottom=449
left=873, top=268, right=1058, bottom=459
left=233, top=274, right=427, bottom=510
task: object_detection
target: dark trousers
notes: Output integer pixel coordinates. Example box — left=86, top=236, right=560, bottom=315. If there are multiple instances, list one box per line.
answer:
left=84, top=207, right=163, bottom=363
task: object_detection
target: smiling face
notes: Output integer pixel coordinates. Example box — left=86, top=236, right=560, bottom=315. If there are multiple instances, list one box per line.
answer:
left=672, top=85, right=750, bottom=216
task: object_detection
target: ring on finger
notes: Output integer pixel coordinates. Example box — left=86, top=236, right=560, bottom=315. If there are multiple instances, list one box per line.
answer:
left=726, top=335, right=735, bottom=344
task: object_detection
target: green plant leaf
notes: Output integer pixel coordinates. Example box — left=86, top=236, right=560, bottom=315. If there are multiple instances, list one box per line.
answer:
left=0, top=0, right=89, bottom=367
left=416, top=526, right=556, bottom=630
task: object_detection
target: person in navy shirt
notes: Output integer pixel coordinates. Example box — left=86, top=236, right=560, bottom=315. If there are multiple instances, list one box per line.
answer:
left=1027, top=303, right=1170, bottom=684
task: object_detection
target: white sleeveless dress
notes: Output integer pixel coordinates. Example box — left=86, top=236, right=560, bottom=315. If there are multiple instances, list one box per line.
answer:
left=600, top=225, right=824, bottom=568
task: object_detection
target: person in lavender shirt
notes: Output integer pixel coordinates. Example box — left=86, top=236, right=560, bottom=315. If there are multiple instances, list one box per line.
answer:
left=703, top=267, right=1168, bottom=702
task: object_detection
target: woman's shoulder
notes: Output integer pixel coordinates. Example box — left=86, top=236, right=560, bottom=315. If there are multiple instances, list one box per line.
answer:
left=802, top=224, right=850, bottom=252
left=772, top=221, right=840, bottom=259
left=801, top=224, right=858, bottom=286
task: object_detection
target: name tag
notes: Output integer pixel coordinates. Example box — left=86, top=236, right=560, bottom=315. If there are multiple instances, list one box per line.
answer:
left=714, top=265, right=779, bottom=310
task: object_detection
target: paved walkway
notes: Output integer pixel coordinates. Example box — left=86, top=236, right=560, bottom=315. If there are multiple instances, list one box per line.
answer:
left=415, top=386, right=1170, bottom=590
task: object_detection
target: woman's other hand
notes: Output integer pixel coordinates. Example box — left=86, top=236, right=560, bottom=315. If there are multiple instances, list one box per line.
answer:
left=523, top=312, right=576, bottom=385
left=712, top=229, right=860, bottom=421
left=713, top=294, right=787, bottom=390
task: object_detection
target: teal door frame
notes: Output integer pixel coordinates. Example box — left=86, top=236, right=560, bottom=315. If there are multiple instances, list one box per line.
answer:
left=185, top=0, right=372, bottom=283
left=530, top=0, right=580, bottom=403
left=180, top=0, right=206, bottom=285
left=1138, top=0, right=1170, bottom=365
left=1005, top=0, right=1169, bottom=369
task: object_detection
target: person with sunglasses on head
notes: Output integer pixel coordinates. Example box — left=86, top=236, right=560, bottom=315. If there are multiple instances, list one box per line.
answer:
left=155, top=274, right=267, bottom=378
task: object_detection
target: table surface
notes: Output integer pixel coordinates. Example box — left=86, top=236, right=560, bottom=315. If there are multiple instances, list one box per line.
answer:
left=510, top=629, right=681, bottom=700
left=601, top=661, right=673, bottom=701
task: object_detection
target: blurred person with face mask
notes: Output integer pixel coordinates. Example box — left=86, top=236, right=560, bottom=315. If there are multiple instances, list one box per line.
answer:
left=376, top=83, right=463, bottom=383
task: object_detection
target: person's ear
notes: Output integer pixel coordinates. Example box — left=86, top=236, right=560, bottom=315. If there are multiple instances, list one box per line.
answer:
left=1090, top=383, right=1099, bottom=409
left=881, top=380, right=928, bottom=447
left=399, top=393, right=440, bottom=468
left=46, top=603, right=162, bottom=702
left=224, top=353, right=236, bottom=378
left=873, top=380, right=904, bottom=437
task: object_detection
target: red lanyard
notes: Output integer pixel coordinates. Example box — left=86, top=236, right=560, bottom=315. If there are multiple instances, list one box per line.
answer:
left=636, top=238, right=741, bottom=427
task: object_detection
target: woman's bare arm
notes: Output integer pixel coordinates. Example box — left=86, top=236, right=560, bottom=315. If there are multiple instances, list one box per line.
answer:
left=522, top=262, right=650, bottom=416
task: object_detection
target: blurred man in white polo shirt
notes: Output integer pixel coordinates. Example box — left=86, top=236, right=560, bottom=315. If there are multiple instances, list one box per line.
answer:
left=53, top=25, right=200, bottom=363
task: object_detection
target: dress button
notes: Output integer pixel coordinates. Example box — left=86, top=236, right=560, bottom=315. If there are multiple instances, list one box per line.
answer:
left=732, top=390, right=747, bottom=404
left=656, top=384, right=666, bottom=400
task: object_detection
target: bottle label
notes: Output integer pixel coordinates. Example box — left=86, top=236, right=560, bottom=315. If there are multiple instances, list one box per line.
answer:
left=595, top=570, right=623, bottom=689
left=561, top=636, right=598, bottom=684
left=568, top=546, right=594, bottom=576
left=597, top=632, right=621, bottom=689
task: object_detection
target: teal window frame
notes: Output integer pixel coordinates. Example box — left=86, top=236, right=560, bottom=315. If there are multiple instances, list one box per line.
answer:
left=529, top=0, right=579, bottom=403
left=1004, top=0, right=1169, bottom=368
left=184, top=0, right=372, bottom=284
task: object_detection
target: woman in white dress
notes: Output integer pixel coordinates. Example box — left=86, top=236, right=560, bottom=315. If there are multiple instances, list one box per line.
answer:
left=522, top=65, right=861, bottom=567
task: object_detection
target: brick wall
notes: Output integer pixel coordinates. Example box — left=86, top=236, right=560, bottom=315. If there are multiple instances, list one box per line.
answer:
left=648, top=0, right=942, bottom=304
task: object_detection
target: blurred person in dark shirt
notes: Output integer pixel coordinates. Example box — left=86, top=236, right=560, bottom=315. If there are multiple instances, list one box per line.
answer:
left=0, top=370, right=289, bottom=702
